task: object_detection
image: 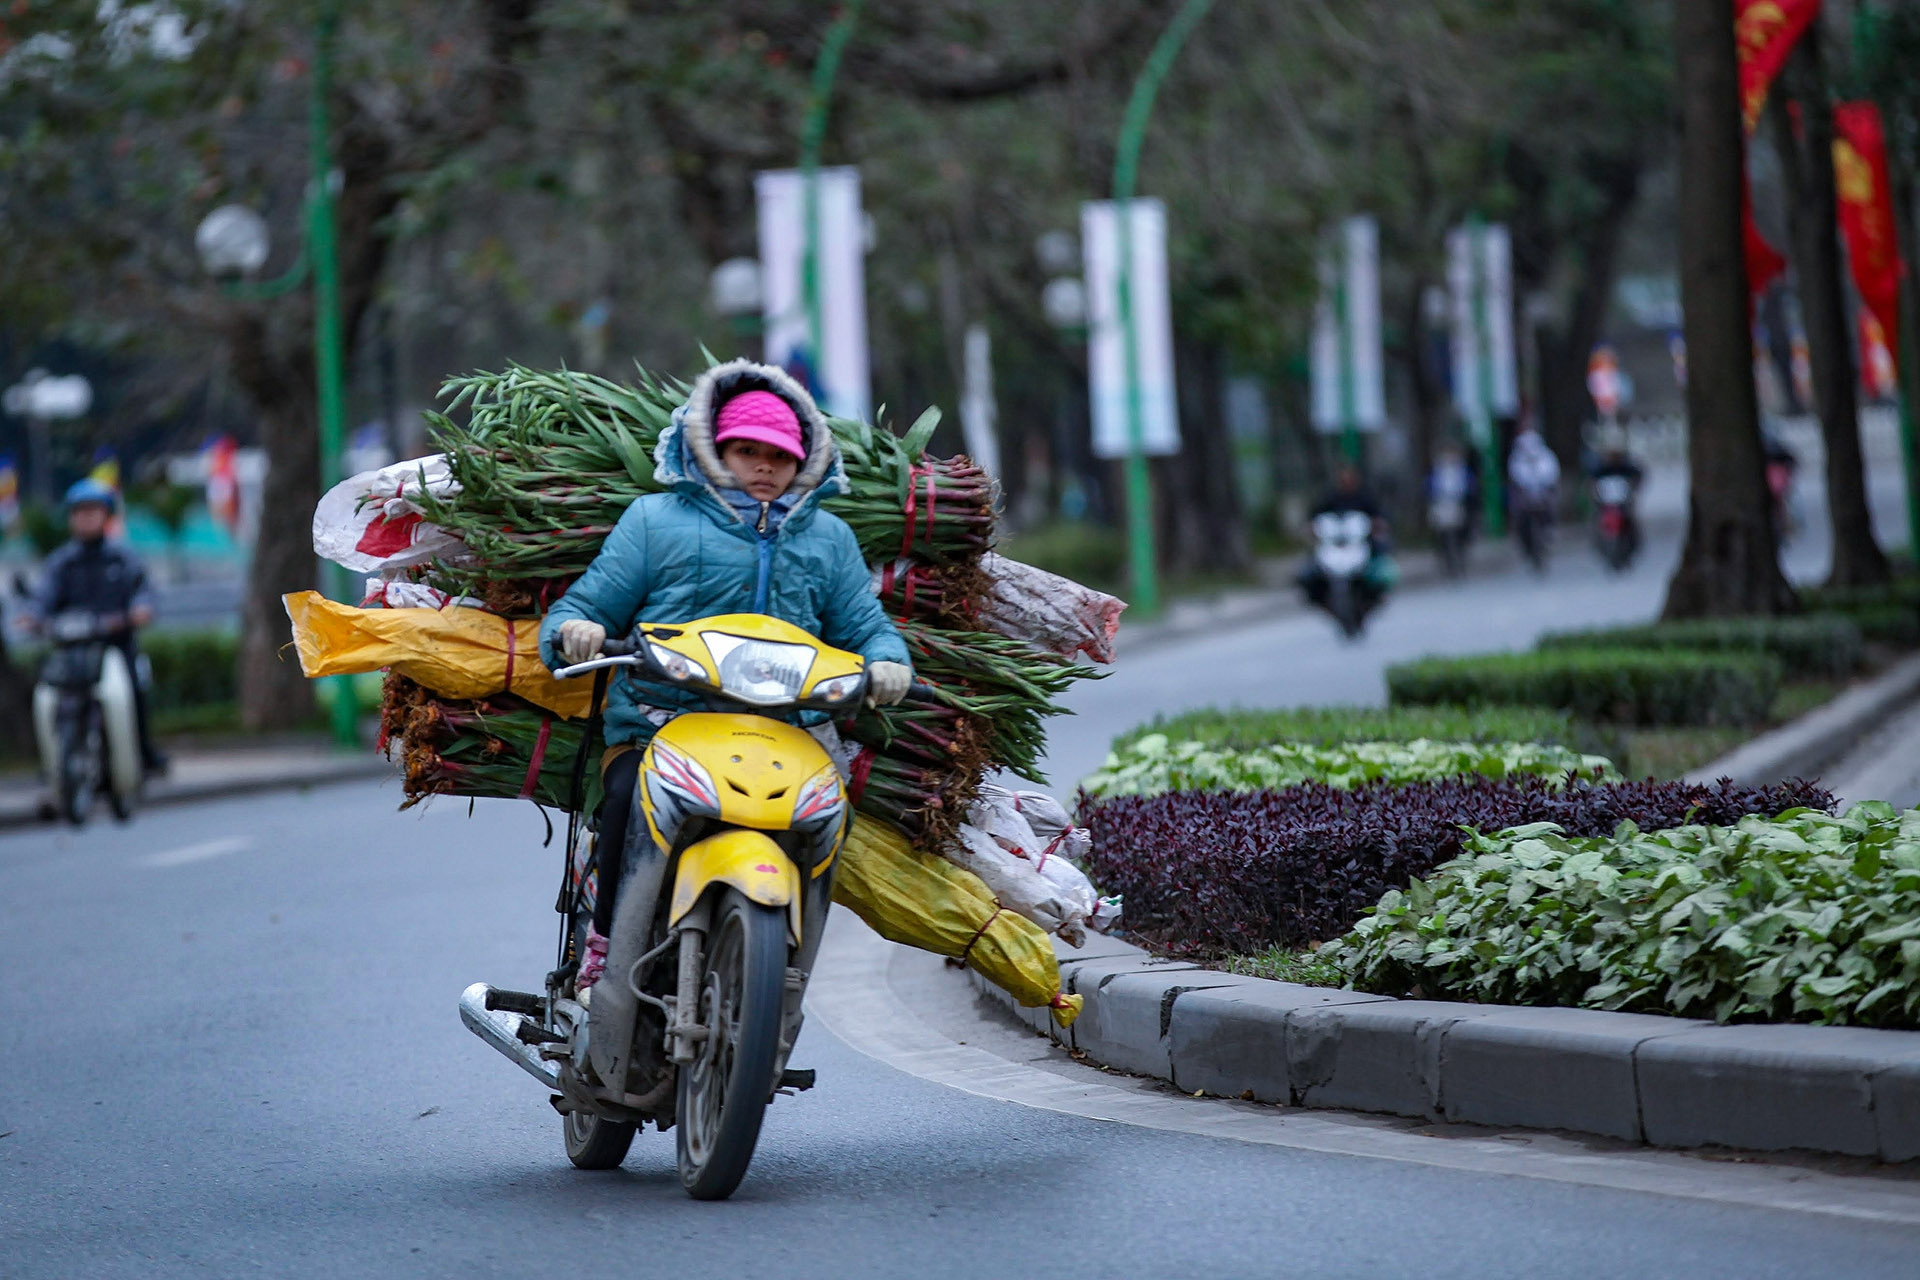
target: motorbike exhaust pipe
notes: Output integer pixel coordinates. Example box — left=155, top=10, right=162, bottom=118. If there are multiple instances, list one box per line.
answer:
left=459, top=983, right=561, bottom=1090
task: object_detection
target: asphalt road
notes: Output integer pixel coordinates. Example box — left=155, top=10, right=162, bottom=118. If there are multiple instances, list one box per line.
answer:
left=8, top=532, right=1920, bottom=1278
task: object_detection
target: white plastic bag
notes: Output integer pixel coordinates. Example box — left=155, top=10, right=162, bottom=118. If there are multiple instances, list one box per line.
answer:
left=1012, top=788, right=1094, bottom=866
left=947, top=784, right=1107, bottom=946
left=314, top=454, right=466, bottom=573
left=359, top=577, right=485, bottom=611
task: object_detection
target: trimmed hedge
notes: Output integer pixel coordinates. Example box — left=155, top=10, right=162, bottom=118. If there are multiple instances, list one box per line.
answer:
left=1081, top=733, right=1612, bottom=799
left=1334, top=804, right=1920, bottom=1029
left=141, top=630, right=239, bottom=713
left=1080, top=776, right=1831, bottom=956
left=1537, top=614, right=1863, bottom=680
left=1113, top=704, right=1581, bottom=753
left=1386, top=648, right=1781, bottom=727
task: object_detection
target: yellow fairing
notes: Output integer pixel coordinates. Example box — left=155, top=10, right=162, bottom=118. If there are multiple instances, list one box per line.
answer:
left=669, top=829, right=802, bottom=941
left=643, top=613, right=865, bottom=699
left=646, top=713, right=833, bottom=831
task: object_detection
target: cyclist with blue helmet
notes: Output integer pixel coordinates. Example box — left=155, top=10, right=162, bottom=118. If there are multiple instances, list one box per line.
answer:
left=28, top=479, right=167, bottom=775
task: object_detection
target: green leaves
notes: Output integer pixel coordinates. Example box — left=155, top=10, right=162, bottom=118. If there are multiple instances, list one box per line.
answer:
left=1332, top=805, right=1920, bottom=1029
left=1081, top=733, right=1613, bottom=800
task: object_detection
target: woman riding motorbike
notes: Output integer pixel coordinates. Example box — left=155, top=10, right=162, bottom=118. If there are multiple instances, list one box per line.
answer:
left=536, top=360, right=912, bottom=996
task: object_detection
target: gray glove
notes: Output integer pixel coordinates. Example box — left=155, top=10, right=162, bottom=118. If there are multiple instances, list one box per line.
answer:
left=866, top=661, right=912, bottom=706
left=557, top=619, right=607, bottom=664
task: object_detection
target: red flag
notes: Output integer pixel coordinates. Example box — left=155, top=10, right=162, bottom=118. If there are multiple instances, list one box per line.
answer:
left=1833, top=101, right=1902, bottom=351
left=1735, top=0, right=1821, bottom=134
left=1744, top=170, right=1786, bottom=297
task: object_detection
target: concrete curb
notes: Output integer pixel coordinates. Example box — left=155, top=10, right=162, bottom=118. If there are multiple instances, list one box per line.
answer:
left=1684, top=652, right=1920, bottom=787
left=968, top=933, right=1920, bottom=1161
left=0, top=755, right=396, bottom=831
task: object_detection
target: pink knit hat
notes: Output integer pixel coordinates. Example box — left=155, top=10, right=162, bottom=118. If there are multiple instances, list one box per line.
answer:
left=714, top=390, right=805, bottom=461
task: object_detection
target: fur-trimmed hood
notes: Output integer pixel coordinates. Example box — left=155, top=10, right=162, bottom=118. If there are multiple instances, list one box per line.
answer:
left=653, top=360, right=850, bottom=519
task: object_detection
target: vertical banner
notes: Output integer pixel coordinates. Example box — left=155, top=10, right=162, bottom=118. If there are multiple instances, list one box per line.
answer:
left=0, top=455, right=17, bottom=534
left=755, top=166, right=872, bottom=423
left=1833, top=102, right=1902, bottom=350
left=959, top=323, right=1001, bottom=480
left=1744, top=170, right=1787, bottom=296
left=1083, top=198, right=1180, bottom=458
left=1447, top=222, right=1519, bottom=437
left=1735, top=0, right=1821, bottom=133
left=1310, top=215, right=1386, bottom=434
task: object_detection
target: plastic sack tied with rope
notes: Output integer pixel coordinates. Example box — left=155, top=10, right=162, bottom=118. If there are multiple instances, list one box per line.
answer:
left=312, top=453, right=467, bottom=574
left=282, top=591, right=592, bottom=720
left=832, top=815, right=1081, bottom=1026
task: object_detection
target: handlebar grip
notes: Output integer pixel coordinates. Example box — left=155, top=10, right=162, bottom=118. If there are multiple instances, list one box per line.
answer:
left=600, top=637, right=638, bottom=657
left=908, top=680, right=938, bottom=701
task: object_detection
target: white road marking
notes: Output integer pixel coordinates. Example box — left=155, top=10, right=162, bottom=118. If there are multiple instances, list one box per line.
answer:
left=807, top=917, right=1920, bottom=1228
left=139, top=836, right=254, bottom=869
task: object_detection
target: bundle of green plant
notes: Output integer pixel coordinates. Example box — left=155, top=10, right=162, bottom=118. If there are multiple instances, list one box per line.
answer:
left=1079, top=776, right=1832, bottom=957
left=381, top=674, right=602, bottom=812
left=869, top=558, right=989, bottom=628
left=890, top=620, right=1098, bottom=782
left=1112, top=705, right=1582, bottom=754
left=417, top=364, right=991, bottom=595
left=1333, top=803, right=1920, bottom=1028
left=1538, top=615, right=1864, bottom=680
left=1387, top=648, right=1781, bottom=727
left=1080, top=733, right=1613, bottom=800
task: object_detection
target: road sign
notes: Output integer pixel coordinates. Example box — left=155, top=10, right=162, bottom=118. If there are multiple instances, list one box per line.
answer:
left=1083, top=197, right=1180, bottom=459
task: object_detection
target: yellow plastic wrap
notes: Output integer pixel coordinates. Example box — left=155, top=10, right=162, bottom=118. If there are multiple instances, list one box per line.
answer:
left=832, top=815, right=1082, bottom=1026
left=282, top=591, right=592, bottom=719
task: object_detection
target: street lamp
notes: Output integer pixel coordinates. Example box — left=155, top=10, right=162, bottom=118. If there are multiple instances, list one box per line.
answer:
left=195, top=2, right=356, bottom=750
left=2, top=370, right=93, bottom=505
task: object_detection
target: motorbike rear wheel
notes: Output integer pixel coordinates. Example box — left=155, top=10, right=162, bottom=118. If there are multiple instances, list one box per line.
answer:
left=563, top=1109, right=637, bottom=1170
left=676, top=888, right=787, bottom=1201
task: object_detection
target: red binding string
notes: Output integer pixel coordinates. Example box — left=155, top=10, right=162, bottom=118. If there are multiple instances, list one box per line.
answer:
left=518, top=715, right=554, bottom=799
left=901, top=565, right=919, bottom=619
left=958, top=905, right=1006, bottom=966
left=502, top=617, right=517, bottom=691
left=1033, top=830, right=1068, bottom=873
left=847, top=748, right=876, bottom=804
left=899, top=463, right=924, bottom=559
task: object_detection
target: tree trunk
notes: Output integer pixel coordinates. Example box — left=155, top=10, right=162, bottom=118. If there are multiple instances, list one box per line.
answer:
left=1894, top=173, right=1920, bottom=564
left=1158, top=339, right=1250, bottom=577
left=1536, top=162, right=1643, bottom=471
left=1771, top=28, right=1890, bottom=587
left=229, top=310, right=323, bottom=731
left=1662, top=0, right=1794, bottom=619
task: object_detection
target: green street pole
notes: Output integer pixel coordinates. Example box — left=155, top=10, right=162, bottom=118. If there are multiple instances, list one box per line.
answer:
left=1114, top=0, right=1217, bottom=618
left=1334, top=225, right=1360, bottom=466
left=1469, top=216, right=1505, bottom=537
left=310, top=2, right=357, bottom=748
left=799, top=2, right=863, bottom=397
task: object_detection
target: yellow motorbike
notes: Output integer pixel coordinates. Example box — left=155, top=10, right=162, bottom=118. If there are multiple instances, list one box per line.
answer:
left=461, top=613, right=864, bottom=1200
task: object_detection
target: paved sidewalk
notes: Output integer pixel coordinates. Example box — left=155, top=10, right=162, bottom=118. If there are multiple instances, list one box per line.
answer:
left=0, top=740, right=394, bottom=829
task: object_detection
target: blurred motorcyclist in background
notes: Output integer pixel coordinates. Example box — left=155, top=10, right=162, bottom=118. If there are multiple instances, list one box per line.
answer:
left=1764, top=434, right=1799, bottom=543
left=1297, top=464, right=1398, bottom=627
left=1425, top=441, right=1477, bottom=578
left=1588, top=427, right=1645, bottom=569
left=27, top=479, right=167, bottom=775
left=1507, top=425, right=1561, bottom=572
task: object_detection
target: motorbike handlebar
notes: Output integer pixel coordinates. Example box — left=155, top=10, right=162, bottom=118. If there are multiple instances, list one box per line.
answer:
left=599, top=636, right=638, bottom=658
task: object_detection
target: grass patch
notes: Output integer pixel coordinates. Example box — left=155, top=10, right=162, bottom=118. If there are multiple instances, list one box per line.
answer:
left=1113, top=704, right=1581, bottom=754
left=1222, top=946, right=1347, bottom=987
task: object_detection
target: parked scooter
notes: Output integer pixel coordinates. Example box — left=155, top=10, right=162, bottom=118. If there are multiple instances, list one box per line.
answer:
left=33, top=610, right=142, bottom=825
left=1310, top=510, right=1378, bottom=639
left=461, top=612, right=877, bottom=1200
left=1593, top=473, right=1638, bottom=571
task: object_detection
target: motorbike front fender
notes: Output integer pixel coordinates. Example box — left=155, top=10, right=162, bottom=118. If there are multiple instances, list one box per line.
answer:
left=669, top=829, right=801, bottom=944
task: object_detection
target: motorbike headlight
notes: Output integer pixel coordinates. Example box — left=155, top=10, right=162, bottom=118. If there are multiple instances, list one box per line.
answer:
left=702, top=633, right=814, bottom=705
left=791, top=766, right=845, bottom=829
left=813, top=672, right=865, bottom=706
left=647, top=642, right=710, bottom=685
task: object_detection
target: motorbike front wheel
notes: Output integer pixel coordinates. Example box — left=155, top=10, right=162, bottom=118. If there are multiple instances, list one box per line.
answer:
left=563, top=1109, right=637, bottom=1170
left=676, top=888, right=787, bottom=1201
left=59, top=706, right=101, bottom=827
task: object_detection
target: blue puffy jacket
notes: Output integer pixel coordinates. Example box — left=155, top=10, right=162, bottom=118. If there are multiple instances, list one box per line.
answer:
left=538, top=360, right=910, bottom=747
